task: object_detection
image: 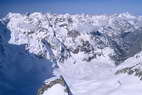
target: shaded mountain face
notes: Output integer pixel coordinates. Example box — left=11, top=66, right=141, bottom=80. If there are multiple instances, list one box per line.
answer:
left=0, top=20, right=54, bottom=95
left=1, top=12, right=142, bottom=95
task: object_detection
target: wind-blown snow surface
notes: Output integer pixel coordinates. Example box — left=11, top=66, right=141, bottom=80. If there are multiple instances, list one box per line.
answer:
left=1, top=12, right=142, bottom=95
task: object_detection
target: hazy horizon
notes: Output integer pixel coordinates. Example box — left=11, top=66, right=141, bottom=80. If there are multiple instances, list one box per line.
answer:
left=0, top=0, right=142, bottom=17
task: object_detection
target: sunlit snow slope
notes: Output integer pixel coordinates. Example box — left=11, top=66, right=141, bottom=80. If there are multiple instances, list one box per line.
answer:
left=1, top=12, right=142, bottom=95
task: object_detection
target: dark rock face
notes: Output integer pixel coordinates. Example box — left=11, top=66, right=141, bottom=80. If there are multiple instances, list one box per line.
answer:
left=67, top=30, right=80, bottom=38
left=37, top=76, right=72, bottom=95
left=115, top=63, right=142, bottom=80
left=108, top=29, right=142, bottom=65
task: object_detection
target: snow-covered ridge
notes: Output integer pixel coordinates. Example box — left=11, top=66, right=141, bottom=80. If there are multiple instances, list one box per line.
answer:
left=2, top=12, right=142, bottom=65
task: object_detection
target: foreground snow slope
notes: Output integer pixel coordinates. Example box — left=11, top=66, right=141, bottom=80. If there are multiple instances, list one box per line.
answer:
left=1, top=12, right=142, bottom=95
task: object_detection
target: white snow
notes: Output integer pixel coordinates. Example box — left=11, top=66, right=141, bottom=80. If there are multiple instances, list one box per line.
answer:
left=59, top=58, right=142, bottom=95
left=42, top=84, right=68, bottom=95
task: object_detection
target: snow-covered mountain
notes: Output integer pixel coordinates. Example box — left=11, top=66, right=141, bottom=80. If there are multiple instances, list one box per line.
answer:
left=1, top=12, right=142, bottom=95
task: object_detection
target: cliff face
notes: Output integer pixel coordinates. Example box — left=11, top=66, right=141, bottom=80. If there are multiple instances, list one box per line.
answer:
left=1, top=12, right=142, bottom=95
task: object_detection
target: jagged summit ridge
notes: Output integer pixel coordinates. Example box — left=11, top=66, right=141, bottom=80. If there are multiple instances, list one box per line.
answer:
left=2, top=12, right=142, bottom=65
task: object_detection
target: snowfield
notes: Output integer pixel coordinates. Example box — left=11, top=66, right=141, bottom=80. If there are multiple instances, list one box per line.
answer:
left=42, top=84, right=68, bottom=95
left=1, top=12, right=142, bottom=95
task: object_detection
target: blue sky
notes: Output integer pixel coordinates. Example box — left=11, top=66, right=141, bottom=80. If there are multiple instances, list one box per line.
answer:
left=0, top=0, right=142, bottom=17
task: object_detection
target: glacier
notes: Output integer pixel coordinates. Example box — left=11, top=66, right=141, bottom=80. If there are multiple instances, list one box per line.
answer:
left=1, top=12, right=142, bottom=95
